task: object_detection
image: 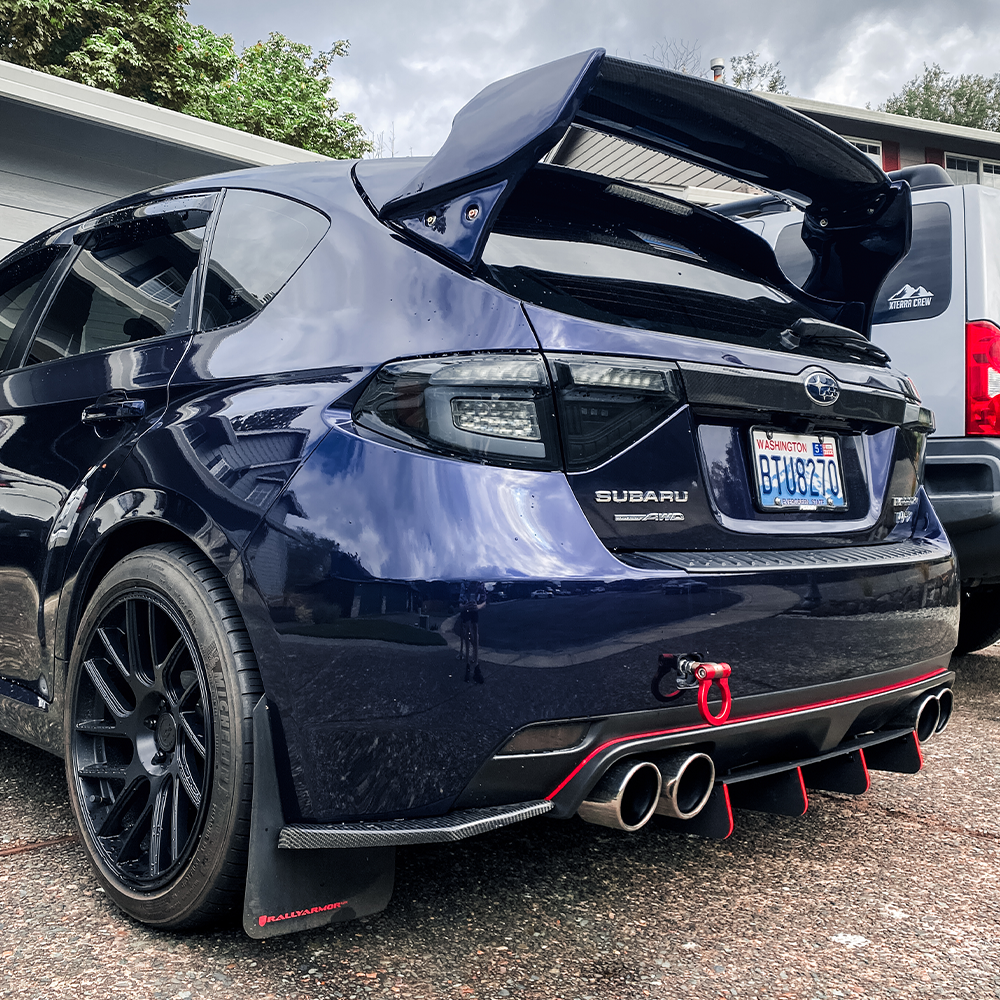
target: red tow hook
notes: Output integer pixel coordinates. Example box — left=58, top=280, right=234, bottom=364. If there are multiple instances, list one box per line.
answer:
left=694, top=662, right=732, bottom=725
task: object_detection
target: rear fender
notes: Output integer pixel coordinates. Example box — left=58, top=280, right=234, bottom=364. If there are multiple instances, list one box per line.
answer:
left=55, top=487, right=226, bottom=668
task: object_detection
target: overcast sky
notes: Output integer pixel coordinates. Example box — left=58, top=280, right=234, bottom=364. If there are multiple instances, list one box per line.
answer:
left=186, top=0, right=1000, bottom=157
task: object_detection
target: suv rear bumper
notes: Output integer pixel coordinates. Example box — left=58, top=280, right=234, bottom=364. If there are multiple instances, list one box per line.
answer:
left=926, top=436, right=1000, bottom=580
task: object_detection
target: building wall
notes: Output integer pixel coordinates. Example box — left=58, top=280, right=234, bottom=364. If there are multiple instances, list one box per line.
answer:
left=0, top=61, right=326, bottom=260
left=0, top=99, right=259, bottom=259
left=899, top=142, right=928, bottom=169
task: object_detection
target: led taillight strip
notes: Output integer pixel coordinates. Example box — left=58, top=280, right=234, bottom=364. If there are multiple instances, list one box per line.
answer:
left=545, top=667, right=948, bottom=800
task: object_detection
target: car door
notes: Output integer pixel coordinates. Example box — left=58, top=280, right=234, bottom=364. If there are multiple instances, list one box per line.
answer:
left=0, top=194, right=216, bottom=696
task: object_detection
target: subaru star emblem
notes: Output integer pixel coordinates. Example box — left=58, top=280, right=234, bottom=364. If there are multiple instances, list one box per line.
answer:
left=804, top=370, right=840, bottom=406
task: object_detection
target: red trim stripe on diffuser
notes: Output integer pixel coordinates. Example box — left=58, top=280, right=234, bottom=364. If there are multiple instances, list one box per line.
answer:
left=546, top=668, right=946, bottom=800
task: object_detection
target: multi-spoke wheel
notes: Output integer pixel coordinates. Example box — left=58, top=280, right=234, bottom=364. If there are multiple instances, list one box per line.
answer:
left=65, top=543, right=262, bottom=929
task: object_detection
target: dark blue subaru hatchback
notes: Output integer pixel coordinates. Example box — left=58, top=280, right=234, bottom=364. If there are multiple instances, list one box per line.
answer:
left=0, top=50, right=957, bottom=936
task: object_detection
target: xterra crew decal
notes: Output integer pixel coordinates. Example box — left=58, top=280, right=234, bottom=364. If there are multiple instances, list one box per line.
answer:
left=888, top=283, right=934, bottom=311
left=595, top=489, right=689, bottom=523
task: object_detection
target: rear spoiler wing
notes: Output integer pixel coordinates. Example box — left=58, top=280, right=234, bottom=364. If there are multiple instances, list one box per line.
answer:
left=376, top=49, right=910, bottom=338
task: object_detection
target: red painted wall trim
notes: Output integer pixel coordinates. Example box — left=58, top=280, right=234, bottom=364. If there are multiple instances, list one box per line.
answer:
left=925, top=147, right=945, bottom=167
left=882, top=140, right=901, bottom=172
left=546, top=668, right=947, bottom=800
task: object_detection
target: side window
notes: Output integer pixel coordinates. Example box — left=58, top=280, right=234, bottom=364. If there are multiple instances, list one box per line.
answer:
left=873, top=203, right=952, bottom=324
left=25, top=196, right=214, bottom=366
left=201, top=190, right=329, bottom=331
left=0, top=247, right=62, bottom=355
left=774, top=203, right=953, bottom=325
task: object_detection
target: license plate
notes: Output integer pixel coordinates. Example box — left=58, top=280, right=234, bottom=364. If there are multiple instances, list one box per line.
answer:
left=750, top=427, right=847, bottom=511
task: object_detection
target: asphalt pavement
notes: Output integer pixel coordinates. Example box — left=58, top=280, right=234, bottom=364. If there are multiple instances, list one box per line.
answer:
left=1, top=651, right=997, bottom=1000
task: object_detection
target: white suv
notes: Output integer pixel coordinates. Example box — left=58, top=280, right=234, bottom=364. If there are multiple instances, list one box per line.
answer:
left=744, top=164, right=1000, bottom=652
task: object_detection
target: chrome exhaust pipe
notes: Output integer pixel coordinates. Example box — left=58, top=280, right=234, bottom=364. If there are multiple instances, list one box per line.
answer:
left=577, top=759, right=662, bottom=832
left=896, top=693, right=940, bottom=743
left=935, top=688, right=954, bottom=734
left=653, top=752, right=716, bottom=820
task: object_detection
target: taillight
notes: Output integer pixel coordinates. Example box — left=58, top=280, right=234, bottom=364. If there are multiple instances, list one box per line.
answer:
left=353, top=353, right=560, bottom=469
left=966, top=320, right=1000, bottom=435
left=549, top=354, right=685, bottom=471
left=353, top=352, right=687, bottom=471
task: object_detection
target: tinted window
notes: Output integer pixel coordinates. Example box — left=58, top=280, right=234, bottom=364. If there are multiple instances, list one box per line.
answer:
left=26, top=198, right=212, bottom=366
left=873, top=203, right=952, bottom=323
left=774, top=203, right=953, bottom=325
left=201, top=190, right=329, bottom=331
left=481, top=170, right=821, bottom=352
left=0, top=247, right=61, bottom=355
left=774, top=224, right=813, bottom=288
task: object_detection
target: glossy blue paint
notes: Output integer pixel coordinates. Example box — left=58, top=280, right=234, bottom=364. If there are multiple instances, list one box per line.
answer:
left=171, top=172, right=538, bottom=388
left=237, top=405, right=957, bottom=820
left=525, top=303, right=908, bottom=389
left=0, top=48, right=961, bottom=939
left=380, top=49, right=605, bottom=261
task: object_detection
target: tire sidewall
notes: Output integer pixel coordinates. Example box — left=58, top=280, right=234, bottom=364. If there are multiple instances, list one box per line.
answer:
left=64, top=546, right=249, bottom=928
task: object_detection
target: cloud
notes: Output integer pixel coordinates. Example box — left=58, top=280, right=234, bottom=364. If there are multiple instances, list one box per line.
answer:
left=807, top=14, right=1000, bottom=109
left=186, top=0, right=1000, bottom=157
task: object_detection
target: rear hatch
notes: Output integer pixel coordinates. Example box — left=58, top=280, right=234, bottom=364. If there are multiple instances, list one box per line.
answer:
left=477, top=164, right=929, bottom=552
left=355, top=47, right=931, bottom=556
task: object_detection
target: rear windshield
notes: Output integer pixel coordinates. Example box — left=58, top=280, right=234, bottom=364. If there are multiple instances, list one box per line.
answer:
left=479, top=166, right=821, bottom=353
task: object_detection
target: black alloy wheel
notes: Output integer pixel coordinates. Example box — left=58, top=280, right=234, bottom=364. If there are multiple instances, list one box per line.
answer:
left=66, top=543, right=262, bottom=929
left=71, top=591, right=212, bottom=890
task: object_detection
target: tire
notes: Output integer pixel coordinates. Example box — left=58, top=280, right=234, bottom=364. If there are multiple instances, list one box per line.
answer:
left=955, top=585, right=1000, bottom=655
left=64, top=543, right=263, bottom=929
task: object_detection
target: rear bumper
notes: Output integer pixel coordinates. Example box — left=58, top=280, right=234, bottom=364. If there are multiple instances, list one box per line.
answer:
left=925, top=436, right=1000, bottom=580
left=248, top=531, right=957, bottom=823
left=459, top=660, right=952, bottom=817
left=244, top=671, right=952, bottom=937
left=269, top=663, right=953, bottom=844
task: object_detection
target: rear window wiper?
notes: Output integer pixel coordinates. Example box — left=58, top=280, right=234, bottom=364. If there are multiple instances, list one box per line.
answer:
left=779, top=317, right=890, bottom=366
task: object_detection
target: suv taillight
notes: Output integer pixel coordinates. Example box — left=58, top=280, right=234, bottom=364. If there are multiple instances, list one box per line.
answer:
left=966, top=321, right=1000, bottom=435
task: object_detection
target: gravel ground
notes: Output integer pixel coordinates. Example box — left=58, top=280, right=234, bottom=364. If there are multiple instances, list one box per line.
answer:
left=1, top=653, right=997, bottom=1000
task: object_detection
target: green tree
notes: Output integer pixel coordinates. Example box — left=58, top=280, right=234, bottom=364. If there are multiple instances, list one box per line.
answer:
left=881, top=63, right=1000, bottom=131
left=186, top=33, right=370, bottom=159
left=0, top=0, right=371, bottom=156
left=0, top=0, right=203, bottom=108
left=728, top=50, right=787, bottom=94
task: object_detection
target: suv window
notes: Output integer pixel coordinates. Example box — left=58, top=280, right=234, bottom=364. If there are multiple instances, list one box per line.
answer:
left=774, top=203, right=953, bottom=324
left=0, top=247, right=62, bottom=355
left=25, top=198, right=213, bottom=367
left=201, top=190, right=329, bottom=331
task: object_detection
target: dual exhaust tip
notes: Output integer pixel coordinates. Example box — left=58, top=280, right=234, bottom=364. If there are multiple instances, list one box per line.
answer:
left=577, top=752, right=715, bottom=832
left=576, top=686, right=956, bottom=832
left=904, top=687, right=954, bottom=743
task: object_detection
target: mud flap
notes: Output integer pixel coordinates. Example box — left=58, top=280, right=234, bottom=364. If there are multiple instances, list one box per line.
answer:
left=243, top=697, right=396, bottom=938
